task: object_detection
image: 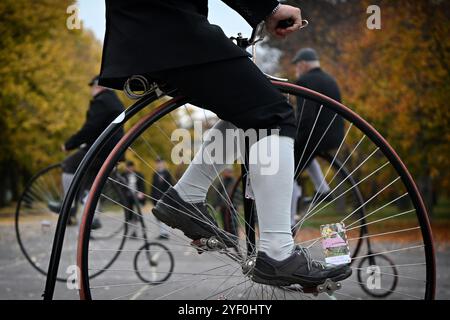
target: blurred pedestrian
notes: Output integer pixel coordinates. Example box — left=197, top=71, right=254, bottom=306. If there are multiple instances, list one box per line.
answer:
left=150, top=158, right=174, bottom=240
left=122, top=161, right=146, bottom=238
left=48, top=75, right=124, bottom=227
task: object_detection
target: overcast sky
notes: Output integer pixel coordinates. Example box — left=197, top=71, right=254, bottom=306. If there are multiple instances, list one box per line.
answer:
left=77, top=0, right=253, bottom=42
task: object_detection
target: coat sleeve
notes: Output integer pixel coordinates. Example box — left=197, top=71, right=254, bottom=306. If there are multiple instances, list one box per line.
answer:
left=221, top=0, right=279, bottom=28
left=64, top=100, right=104, bottom=150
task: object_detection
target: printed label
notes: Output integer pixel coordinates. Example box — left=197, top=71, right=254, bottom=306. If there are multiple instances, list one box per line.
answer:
left=320, top=223, right=351, bottom=265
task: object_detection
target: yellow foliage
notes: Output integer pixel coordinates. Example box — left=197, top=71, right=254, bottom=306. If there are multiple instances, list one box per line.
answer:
left=333, top=0, right=450, bottom=193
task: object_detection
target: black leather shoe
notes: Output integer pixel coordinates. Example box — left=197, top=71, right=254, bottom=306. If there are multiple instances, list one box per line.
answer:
left=152, top=187, right=238, bottom=248
left=253, top=246, right=351, bottom=287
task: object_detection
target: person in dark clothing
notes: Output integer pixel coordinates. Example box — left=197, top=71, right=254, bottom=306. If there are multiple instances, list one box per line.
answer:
left=122, top=161, right=146, bottom=238
left=293, top=48, right=345, bottom=202
left=51, top=75, right=125, bottom=226
left=150, top=158, right=174, bottom=240
left=100, top=1, right=351, bottom=287
left=62, top=75, right=125, bottom=167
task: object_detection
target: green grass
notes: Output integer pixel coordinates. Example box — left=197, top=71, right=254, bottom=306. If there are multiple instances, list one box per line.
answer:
left=215, top=197, right=450, bottom=231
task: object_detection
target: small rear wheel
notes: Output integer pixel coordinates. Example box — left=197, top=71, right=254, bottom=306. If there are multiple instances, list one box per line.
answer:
left=133, top=242, right=174, bottom=284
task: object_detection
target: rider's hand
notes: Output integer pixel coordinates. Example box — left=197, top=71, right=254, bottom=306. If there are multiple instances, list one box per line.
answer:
left=265, top=4, right=302, bottom=39
left=61, top=144, right=67, bottom=152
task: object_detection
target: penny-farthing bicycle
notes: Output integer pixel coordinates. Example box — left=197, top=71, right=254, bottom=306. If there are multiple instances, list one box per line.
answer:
left=43, top=23, right=435, bottom=300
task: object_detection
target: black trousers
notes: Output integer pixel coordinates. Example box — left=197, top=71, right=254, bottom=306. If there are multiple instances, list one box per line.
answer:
left=61, top=149, right=88, bottom=174
left=61, top=149, right=104, bottom=195
left=151, top=57, right=297, bottom=139
left=125, top=197, right=140, bottom=223
left=295, top=132, right=337, bottom=173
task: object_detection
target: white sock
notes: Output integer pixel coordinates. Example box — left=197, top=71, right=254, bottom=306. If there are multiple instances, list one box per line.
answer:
left=249, top=135, right=295, bottom=261
left=291, top=182, right=302, bottom=227
left=174, top=120, right=240, bottom=203
left=307, top=159, right=330, bottom=194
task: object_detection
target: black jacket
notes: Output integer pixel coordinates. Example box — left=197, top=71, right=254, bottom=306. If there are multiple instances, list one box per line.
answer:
left=64, top=90, right=125, bottom=153
left=296, top=68, right=344, bottom=152
left=123, top=171, right=146, bottom=204
left=99, top=0, right=279, bottom=90
left=150, top=169, right=174, bottom=204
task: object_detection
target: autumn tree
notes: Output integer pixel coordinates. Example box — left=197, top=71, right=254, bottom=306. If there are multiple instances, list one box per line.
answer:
left=268, top=0, right=449, bottom=213
left=0, top=1, right=191, bottom=206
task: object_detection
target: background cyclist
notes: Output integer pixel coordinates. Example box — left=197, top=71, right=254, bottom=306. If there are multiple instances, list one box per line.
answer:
left=49, top=75, right=124, bottom=227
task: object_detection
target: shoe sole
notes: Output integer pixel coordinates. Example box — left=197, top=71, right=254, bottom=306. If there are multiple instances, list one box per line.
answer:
left=252, top=268, right=352, bottom=288
left=152, top=206, right=237, bottom=248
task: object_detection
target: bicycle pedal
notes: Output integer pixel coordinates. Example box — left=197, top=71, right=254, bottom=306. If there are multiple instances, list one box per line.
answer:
left=303, top=279, right=342, bottom=296
left=242, top=256, right=256, bottom=275
left=191, top=236, right=225, bottom=253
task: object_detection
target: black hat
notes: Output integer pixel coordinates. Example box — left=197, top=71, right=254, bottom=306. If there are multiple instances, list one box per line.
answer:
left=292, top=48, right=319, bottom=64
left=88, top=75, right=100, bottom=86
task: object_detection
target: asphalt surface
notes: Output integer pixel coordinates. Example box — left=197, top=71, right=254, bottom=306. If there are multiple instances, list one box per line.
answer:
left=1, top=214, right=449, bottom=300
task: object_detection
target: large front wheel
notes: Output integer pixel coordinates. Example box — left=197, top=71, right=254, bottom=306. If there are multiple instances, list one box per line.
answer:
left=78, top=84, right=435, bottom=300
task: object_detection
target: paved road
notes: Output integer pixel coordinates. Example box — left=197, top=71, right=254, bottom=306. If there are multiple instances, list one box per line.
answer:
left=1, top=217, right=449, bottom=300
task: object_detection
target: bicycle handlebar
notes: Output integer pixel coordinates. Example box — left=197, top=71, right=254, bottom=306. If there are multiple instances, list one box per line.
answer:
left=234, top=19, right=309, bottom=50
